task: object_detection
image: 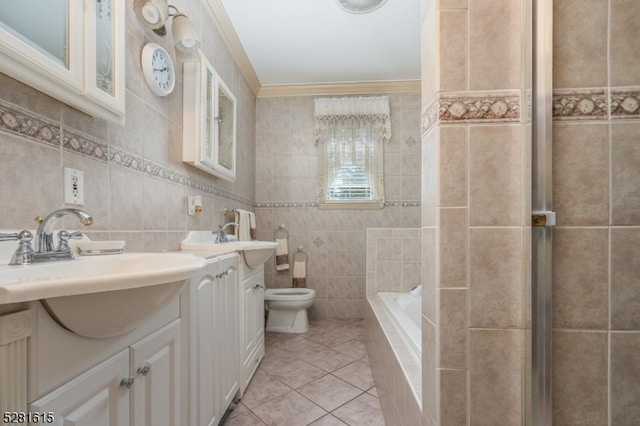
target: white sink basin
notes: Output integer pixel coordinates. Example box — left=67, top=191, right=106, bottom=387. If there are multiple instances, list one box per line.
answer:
left=0, top=252, right=206, bottom=338
left=181, top=231, right=278, bottom=268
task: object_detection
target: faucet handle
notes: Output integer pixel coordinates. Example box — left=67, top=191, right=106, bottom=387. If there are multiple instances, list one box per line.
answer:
left=57, top=230, right=83, bottom=252
left=8, top=230, right=35, bottom=266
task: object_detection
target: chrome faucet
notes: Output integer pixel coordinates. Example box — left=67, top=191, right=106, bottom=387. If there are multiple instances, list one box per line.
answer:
left=35, top=208, right=93, bottom=253
left=1, top=208, right=93, bottom=265
left=215, top=222, right=238, bottom=243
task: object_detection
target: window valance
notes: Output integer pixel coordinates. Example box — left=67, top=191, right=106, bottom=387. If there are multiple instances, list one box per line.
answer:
left=314, top=96, right=392, bottom=144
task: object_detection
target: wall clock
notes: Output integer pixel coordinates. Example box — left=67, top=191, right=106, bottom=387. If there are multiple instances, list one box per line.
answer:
left=141, top=43, right=175, bottom=96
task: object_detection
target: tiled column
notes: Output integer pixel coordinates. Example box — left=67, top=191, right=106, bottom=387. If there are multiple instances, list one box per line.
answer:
left=421, top=0, right=530, bottom=424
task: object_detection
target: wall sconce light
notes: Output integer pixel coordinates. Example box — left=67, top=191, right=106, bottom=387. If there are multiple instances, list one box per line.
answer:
left=134, top=0, right=201, bottom=62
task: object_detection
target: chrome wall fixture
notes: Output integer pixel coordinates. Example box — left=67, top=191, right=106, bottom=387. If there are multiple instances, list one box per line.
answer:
left=134, top=0, right=200, bottom=61
left=531, top=0, right=554, bottom=425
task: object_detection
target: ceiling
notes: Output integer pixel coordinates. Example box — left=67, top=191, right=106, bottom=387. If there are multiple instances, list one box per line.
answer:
left=207, top=0, right=421, bottom=97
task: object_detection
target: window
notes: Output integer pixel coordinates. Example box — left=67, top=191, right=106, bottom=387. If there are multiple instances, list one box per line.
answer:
left=314, top=96, right=390, bottom=209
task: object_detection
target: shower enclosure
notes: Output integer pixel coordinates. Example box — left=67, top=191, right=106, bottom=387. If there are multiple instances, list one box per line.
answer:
left=531, top=0, right=640, bottom=424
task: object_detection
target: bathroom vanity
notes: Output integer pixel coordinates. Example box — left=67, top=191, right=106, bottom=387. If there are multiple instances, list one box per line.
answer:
left=0, top=228, right=275, bottom=426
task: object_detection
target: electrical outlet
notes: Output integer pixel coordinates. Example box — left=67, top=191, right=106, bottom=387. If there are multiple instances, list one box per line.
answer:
left=64, top=167, right=84, bottom=205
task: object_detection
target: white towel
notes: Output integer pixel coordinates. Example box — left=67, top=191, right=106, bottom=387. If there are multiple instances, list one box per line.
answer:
left=235, top=209, right=252, bottom=241
left=292, top=260, right=306, bottom=288
left=275, top=238, right=289, bottom=271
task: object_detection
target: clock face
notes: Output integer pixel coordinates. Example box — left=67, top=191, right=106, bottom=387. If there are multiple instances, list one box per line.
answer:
left=142, top=43, right=176, bottom=96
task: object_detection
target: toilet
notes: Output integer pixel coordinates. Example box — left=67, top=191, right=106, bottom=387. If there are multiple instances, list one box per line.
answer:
left=264, top=288, right=316, bottom=333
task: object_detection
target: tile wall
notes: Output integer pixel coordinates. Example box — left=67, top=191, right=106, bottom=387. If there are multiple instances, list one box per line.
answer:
left=552, top=0, right=640, bottom=424
left=420, top=0, right=531, bottom=424
left=0, top=0, right=255, bottom=252
left=254, top=94, right=421, bottom=320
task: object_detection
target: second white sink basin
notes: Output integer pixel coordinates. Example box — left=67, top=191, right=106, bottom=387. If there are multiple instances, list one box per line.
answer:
left=181, top=231, right=278, bottom=268
left=0, top=252, right=207, bottom=338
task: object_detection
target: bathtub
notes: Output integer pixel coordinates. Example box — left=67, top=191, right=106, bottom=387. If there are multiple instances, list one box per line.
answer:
left=366, top=292, right=422, bottom=425
left=378, top=292, right=422, bottom=357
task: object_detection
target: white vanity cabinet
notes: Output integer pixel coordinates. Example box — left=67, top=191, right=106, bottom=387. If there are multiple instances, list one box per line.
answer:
left=29, top=319, right=182, bottom=426
left=238, top=261, right=266, bottom=398
left=185, top=253, right=239, bottom=426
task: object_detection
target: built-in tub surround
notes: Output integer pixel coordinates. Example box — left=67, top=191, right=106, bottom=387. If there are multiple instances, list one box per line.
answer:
left=0, top=0, right=256, bottom=251
left=365, top=227, right=421, bottom=425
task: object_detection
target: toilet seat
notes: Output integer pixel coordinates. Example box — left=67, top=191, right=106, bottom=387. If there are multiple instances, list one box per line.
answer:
left=264, top=288, right=315, bottom=301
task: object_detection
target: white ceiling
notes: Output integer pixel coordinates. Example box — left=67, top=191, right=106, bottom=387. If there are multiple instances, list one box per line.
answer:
left=213, top=0, right=421, bottom=94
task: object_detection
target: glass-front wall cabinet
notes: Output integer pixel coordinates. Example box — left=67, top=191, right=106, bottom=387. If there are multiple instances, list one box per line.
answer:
left=0, top=0, right=125, bottom=124
left=183, top=53, right=237, bottom=182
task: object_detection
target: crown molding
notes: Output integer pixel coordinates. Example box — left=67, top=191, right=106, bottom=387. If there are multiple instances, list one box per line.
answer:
left=204, top=0, right=261, bottom=94
left=257, top=80, right=421, bottom=98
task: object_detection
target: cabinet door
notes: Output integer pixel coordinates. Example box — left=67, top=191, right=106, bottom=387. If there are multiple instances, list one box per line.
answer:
left=190, top=269, right=218, bottom=426
left=217, top=256, right=239, bottom=410
left=84, top=0, right=125, bottom=115
left=29, top=349, right=129, bottom=426
left=130, top=320, right=181, bottom=426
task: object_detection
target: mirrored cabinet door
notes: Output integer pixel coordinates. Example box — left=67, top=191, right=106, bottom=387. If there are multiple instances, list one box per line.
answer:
left=0, top=0, right=83, bottom=92
left=85, top=0, right=125, bottom=115
left=0, top=0, right=125, bottom=123
left=183, top=53, right=237, bottom=182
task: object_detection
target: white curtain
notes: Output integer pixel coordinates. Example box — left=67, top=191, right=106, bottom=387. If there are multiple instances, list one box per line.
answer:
left=314, top=96, right=390, bottom=207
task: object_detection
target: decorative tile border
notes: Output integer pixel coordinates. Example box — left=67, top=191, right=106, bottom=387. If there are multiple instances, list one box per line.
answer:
left=63, top=126, right=110, bottom=161
left=421, top=87, right=640, bottom=131
left=0, top=99, right=253, bottom=207
left=255, top=200, right=420, bottom=208
left=438, top=91, right=521, bottom=123
left=422, top=91, right=521, bottom=136
left=552, top=89, right=607, bottom=120
left=0, top=101, right=61, bottom=148
left=611, top=88, right=640, bottom=119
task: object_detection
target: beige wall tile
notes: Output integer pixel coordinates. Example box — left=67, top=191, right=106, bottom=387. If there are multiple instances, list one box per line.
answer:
left=553, top=122, right=609, bottom=226
left=469, top=0, right=522, bottom=90
left=142, top=176, right=169, bottom=231
left=611, top=228, right=640, bottom=330
left=439, top=126, right=467, bottom=208
left=553, top=227, right=609, bottom=329
left=469, top=125, right=523, bottom=226
left=553, top=0, right=608, bottom=88
left=610, top=0, right=640, bottom=86
left=439, top=207, right=467, bottom=288
left=108, top=166, right=143, bottom=231
left=0, top=133, right=62, bottom=227
left=439, top=10, right=467, bottom=91
left=611, top=122, right=640, bottom=225
left=469, top=228, right=523, bottom=328
left=422, top=128, right=439, bottom=226
left=422, top=227, right=437, bottom=322
left=422, top=316, right=438, bottom=423
left=552, top=331, right=608, bottom=426
left=611, top=332, right=640, bottom=424
left=469, top=329, right=522, bottom=425
left=439, top=289, right=467, bottom=368
left=437, top=0, right=468, bottom=10
left=439, top=368, right=467, bottom=425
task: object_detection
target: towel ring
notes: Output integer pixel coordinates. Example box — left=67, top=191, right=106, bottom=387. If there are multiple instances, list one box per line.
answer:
left=294, top=246, right=307, bottom=262
left=274, top=224, right=289, bottom=239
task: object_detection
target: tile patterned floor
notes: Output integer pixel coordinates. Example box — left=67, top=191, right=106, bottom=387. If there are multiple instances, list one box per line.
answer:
left=223, top=318, right=386, bottom=426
